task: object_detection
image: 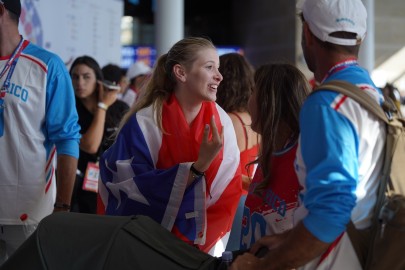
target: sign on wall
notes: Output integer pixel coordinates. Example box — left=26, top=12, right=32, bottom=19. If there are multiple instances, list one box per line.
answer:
left=19, top=0, right=124, bottom=68
left=121, top=45, right=244, bottom=70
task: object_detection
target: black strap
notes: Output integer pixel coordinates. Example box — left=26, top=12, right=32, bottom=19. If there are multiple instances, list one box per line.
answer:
left=190, top=163, right=205, bottom=177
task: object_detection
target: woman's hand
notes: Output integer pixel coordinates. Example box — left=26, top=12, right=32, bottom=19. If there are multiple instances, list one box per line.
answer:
left=97, top=81, right=118, bottom=107
left=193, top=115, right=223, bottom=172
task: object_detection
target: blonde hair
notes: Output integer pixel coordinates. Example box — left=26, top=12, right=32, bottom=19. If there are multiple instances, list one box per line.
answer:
left=118, top=37, right=216, bottom=132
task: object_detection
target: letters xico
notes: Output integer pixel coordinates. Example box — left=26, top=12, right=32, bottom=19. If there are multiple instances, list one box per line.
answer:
left=7, top=83, right=29, bottom=102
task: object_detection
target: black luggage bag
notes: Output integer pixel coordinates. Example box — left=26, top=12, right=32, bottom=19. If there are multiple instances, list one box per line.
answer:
left=0, top=212, right=225, bottom=270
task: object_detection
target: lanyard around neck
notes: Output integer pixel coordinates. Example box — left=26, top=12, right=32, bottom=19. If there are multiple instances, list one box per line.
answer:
left=321, top=59, right=358, bottom=83
left=0, top=37, right=26, bottom=100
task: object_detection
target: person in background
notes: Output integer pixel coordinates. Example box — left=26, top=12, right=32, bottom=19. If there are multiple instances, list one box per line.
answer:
left=70, top=56, right=129, bottom=214
left=99, top=37, right=242, bottom=256
left=102, top=63, right=129, bottom=104
left=124, top=61, right=152, bottom=106
left=0, top=0, right=81, bottom=263
left=240, top=63, right=309, bottom=250
left=231, top=0, right=385, bottom=269
left=216, top=53, right=259, bottom=251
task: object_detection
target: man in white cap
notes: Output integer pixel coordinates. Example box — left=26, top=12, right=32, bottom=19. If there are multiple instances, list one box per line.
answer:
left=122, top=61, right=152, bottom=106
left=230, top=0, right=385, bottom=269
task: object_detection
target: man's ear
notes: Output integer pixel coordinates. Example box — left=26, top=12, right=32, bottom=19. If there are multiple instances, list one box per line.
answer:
left=173, top=64, right=186, bottom=83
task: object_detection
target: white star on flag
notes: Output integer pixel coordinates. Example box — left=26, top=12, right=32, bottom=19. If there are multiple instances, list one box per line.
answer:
left=105, top=157, right=150, bottom=209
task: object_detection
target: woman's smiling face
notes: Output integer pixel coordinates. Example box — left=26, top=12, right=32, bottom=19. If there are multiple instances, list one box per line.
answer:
left=182, top=48, right=223, bottom=102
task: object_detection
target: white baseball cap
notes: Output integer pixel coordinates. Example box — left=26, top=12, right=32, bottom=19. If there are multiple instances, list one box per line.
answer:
left=126, top=61, right=152, bottom=80
left=297, top=0, right=367, bottom=46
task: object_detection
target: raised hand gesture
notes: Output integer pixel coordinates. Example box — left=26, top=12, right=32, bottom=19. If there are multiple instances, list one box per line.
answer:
left=193, top=115, right=224, bottom=173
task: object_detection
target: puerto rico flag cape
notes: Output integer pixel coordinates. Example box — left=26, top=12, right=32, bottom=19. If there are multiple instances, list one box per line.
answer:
left=99, top=94, right=242, bottom=254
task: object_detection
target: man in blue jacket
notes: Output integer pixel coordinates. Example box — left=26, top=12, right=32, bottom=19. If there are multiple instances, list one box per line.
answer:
left=231, top=0, right=385, bottom=269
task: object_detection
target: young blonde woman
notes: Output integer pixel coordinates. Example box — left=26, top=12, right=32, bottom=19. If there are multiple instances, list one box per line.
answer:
left=99, top=37, right=242, bottom=256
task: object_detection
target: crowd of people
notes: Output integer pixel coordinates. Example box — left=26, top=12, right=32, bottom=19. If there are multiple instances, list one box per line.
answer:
left=0, top=0, right=400, bottom=269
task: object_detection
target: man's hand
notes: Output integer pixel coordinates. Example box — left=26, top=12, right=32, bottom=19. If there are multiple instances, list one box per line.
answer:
left=230, top=231, right=290, bottom=270
left=229, top=252, right=262, bottom=270
left=249, top=231, right=289, bottom=255
left=230, top=222, right=331, bottom=270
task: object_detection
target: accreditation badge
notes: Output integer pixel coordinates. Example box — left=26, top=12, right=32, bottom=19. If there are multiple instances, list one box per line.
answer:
left=82, top=162, right=100, bottom=193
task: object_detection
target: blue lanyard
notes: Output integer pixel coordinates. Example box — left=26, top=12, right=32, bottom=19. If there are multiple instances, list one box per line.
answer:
left=0, top=37, right=25, bottom=106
